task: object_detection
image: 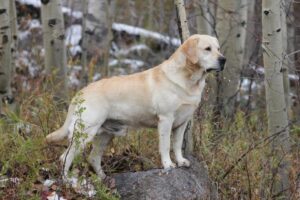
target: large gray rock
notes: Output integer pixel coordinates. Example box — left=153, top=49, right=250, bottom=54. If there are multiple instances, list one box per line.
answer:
left=113, top=156, right=218, bottom=200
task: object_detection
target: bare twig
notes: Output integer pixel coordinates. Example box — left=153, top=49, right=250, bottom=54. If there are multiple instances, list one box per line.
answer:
left=221, top=124, right=289, bottom=180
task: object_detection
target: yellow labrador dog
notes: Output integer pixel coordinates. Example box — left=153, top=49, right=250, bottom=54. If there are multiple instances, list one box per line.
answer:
left=46, top=34, right=226, bottom=179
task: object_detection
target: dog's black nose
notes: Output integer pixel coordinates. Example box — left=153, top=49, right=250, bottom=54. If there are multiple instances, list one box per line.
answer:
left=218, top=56, right=226, bottom=71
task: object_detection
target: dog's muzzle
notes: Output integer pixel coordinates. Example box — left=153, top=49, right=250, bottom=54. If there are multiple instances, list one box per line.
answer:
left=218, top=56, right=226, bottom=71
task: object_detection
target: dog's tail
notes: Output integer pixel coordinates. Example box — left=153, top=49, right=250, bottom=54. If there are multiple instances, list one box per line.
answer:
left=46, top=104, right=75, bottom=143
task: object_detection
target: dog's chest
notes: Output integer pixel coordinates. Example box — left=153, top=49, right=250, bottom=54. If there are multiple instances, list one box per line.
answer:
left=173, top=104, right=197, bottom=128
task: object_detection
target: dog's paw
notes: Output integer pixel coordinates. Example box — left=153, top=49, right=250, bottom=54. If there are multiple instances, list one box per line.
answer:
left=177, top=158, right=191, bottom=167
left=163, top=161, right=176, bottom=169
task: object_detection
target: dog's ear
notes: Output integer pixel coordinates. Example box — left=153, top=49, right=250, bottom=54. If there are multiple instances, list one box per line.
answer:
left=181, top=38, right=199, bottom=64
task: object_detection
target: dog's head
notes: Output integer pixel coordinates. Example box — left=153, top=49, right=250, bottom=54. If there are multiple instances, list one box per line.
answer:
left=181, top=34, right=226, bottom=72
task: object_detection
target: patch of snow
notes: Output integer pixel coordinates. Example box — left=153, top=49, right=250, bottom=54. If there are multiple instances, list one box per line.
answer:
left=114, top=44, right=151, bottom=56
left=17, top=50, right=41, bottom=78
left=67, top=177, right=96, bottom=197
left=0, top=177, right=20, bottom=188
left=122, top=59, right=145, bottom=70
left=69, top=65, right=82, bottom=88
left=109, top=59, right=118, bottom=66
left=66, top=25, right=82, bottom=56
left=241, top=78, right=257, bottom=91
left=47, top=192, right=67, bottom=200
left=109, top=59, right=145, bottom=71
left=28, top=19, right=40, bottom=29
left=254, top=67, right=264, bottom=75
left=62, top=7, right=83, bottom=19
left=17, top=0, right=41, bottom=8
left=288, top=74, right=299, bottom=81
left=111, top=42, right=120, bottom=52
left=112, top=23, right=181, bottom=46
left=19, top=31, right=30, bottom=41
left=93, top=73, right=101, bottom=81
left=66, top=25, right=82, bottom=46
left=19, top=19, right=41, bottom=41
left=43, top=179, right=55, bottom=187
left=69, top=45, right=82, bottom=56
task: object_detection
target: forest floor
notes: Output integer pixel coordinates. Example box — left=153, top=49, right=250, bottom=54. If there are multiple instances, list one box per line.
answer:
left=0, top=81, right=299, bottom=200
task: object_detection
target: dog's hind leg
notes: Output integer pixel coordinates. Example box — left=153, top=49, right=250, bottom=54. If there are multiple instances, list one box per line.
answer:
left=88, top=131, right=114, bottom=179
left=60, top=124, right=101, bottom=180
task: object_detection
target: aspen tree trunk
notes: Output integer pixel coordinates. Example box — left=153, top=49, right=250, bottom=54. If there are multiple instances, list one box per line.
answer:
left=9, top=0, right=17, bottom=75
left=281, top=0, right=291, bottom=119
left=195, top=0, right=212, bottom=35
left=41, top=0, right=67, bottom=100
left=83, top=0, right=111, bottom=78
left=294, top=1, right=300, bottom=124
left=175, top=0, right=193, bottom=155
left=216, top=0, right=247, bottom=116
left=244, top=0, right=256, bottom=65
left=262, top=0, right=291, bottom=197
left=0, top=0, right=12, bottom=113
left=175, top=0, right=190, bottom=41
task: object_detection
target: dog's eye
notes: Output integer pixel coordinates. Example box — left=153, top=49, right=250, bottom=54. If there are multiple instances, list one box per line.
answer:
left=205, top=46, right=211, bottom=51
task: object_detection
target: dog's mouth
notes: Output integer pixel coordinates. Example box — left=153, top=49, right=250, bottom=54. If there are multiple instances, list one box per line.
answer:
left=206, top=68, right=222, bottom=73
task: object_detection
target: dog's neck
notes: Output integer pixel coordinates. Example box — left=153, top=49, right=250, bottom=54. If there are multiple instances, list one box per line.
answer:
left=161, top=50, right=207, bottom=95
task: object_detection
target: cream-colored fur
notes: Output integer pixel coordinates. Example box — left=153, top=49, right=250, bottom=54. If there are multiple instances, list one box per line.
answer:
left=46, top=34, right=226, bottom=179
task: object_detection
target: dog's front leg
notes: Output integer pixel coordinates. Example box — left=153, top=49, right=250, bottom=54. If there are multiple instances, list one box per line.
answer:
left=158, top=114, right=176, bottom=169
left=173, top=121, right=190, bottom=167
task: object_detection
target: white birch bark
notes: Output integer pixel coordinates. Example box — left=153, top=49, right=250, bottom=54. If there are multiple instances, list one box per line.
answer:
left=216, top=0, right=248, bottom=115
left=244, top=0, right=256, bottom=65
left=174, top=0, right=193, bottom=154
left=262, top=0, right=291, bottom=196
left=281, top=0, right=292, bottom=119
left=9, top=0, right=17, bottom=76
left=0, top=0, right=12, bottom=113
left=293, top=0, right=300, bottom=124
left=175, top=0, right=190, bottom=41
left=41, top=0, right=67, bottom=100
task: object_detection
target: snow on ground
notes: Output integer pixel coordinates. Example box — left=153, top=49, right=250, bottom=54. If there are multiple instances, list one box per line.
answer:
left=19, top=19, right=41, bottom=41
left=112, top=23, right=181, bottom=46
left=241, top=78, right=257, bottom=92
left=113, top=44, right=151, bottom=56
left=17, top=0, right=41, bottom=8
left=65, top=24, right=82, bottom=56
left=288, top=74, right=299, bottom=81
left=109, top=59, right=145, bottom=71
left=62, top=7, right=83, bottom=19
left=43, top=177, right=96, bottom=199
left=69, top=65, right=82, bottom=88
left=28, top=19, right=41, bottom=29
left=46, top=192, right=67, bottom=200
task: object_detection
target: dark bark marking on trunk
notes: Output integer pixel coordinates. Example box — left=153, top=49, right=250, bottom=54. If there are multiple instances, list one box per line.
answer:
left=0, top=26, right=9, bottom=30
left=2, top=35, right=8, bottom=44
left=58, top=34, right=65, bottom=40
left=41, top=0, right=50, bottom=5
left=0, top=9, right=6, bottom=15
left=48, top=19, right=57, bottom=27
